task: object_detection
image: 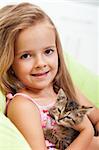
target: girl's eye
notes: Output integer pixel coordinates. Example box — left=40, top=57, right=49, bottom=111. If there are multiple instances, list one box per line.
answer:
left=21, top=53, right=31, bottom=59
left=44, top=49, right=54, bottom=55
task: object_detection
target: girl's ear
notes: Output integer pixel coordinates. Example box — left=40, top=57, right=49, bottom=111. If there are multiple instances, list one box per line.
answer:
left=57, top=88, right=67, bottom=101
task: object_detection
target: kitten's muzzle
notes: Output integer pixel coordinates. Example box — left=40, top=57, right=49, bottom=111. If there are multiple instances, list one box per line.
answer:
left=58, top=115, right=70, bottom=122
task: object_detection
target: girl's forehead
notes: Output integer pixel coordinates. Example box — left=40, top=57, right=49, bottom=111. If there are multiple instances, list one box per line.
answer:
left=21, top=20, right=54, bottom=33
left=17, top=21, right=55, bottom=40
left=14, top=21, right=56, bottom=53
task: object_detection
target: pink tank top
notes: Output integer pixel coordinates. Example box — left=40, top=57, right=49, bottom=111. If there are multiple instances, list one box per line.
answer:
left=6, top=93, right=56, bottom=149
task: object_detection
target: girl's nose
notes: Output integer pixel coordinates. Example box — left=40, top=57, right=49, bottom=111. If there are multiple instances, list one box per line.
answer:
left=35, top=55, right=47, bottom=69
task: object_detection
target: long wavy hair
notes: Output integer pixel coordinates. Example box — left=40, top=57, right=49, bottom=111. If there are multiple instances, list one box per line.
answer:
left=0, top=2, right=77, bottom=100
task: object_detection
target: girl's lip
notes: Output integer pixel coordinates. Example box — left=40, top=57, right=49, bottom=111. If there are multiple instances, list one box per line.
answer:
left=31, top=71, right=49, bottom=76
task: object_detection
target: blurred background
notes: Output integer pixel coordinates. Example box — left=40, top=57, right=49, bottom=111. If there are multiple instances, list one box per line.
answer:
left=0, top=0, right=98, bottom=75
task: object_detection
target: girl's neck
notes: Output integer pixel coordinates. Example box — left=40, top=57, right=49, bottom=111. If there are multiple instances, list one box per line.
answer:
left=19, top=86, right=57, bottom=103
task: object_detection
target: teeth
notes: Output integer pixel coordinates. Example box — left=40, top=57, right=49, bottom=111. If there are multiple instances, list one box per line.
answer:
left=32, top=71, right=49, bottom=76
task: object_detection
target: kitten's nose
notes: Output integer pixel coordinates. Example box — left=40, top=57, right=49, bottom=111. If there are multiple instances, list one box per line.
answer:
left=58, top=114, right=63, bottom=121
left=58, top=114, right=61, bottom=120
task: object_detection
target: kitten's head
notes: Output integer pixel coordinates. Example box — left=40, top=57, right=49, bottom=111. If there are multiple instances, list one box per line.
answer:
left=49, top=89, right=67, bottom=121
left=49, top=89, right=93, bottom=127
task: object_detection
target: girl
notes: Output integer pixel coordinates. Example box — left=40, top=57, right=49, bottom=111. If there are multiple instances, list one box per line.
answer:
left=0, top=2, right=99, bottom=150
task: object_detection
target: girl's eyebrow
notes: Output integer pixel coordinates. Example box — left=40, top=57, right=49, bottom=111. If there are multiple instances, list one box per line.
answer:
left=15, top=45, right=56, bottom=55
left=15, top=50, right=33, bottom=56
left=44, top=45, right=56, bottom=49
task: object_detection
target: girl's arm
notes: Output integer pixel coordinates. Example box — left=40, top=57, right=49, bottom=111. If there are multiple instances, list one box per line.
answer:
left=76, top=87, right=99, bottom=132
left=7, top=95, right=47, bottom=150
left=67, top=115, right=94, bottom=150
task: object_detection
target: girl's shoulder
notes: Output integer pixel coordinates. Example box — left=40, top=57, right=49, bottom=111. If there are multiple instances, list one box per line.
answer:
left=6, top=92, right=40, bottom=116
left=6, top=92, right=40, bottom=106
left=6, top=92, right=55, bottom=109
left=11, top=93, right=39, bottom=105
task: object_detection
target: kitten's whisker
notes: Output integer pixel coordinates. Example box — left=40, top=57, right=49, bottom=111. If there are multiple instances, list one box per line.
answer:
left=58, top=115, right=70, bottom=121
left=58, top=115, right=76, bottom=124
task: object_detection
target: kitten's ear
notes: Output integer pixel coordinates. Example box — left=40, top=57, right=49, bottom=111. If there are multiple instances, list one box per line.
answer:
left=57, top=88, right=67, bottom=101
left=80, top=106, right=94, bottom=115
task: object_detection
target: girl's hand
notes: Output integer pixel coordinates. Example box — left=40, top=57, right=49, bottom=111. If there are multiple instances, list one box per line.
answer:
left=66, top=115, right=94, bottom=150
left=73, top=115, right=94, bottom=133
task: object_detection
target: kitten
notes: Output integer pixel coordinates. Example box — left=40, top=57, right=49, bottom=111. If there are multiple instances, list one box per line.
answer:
left=44, top=89, right=93, bottom=150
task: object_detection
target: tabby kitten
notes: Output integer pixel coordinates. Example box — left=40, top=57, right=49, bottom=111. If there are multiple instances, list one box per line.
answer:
left=44, top=89, right=93, bottom=150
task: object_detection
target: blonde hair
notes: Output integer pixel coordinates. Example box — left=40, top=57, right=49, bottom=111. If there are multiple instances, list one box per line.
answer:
left=0, top=2, right=77, bottom=100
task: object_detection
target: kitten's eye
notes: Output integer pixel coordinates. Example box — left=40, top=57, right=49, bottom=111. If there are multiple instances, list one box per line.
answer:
left=44, top=49, right=54, bottom=56
left=58, top=108, right=61, bottom=113
left=21, top=53, right=31, bottom=59
left=66, top=116, right=71, bottom=119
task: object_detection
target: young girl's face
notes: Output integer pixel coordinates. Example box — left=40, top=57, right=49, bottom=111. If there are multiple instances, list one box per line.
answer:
left=12, top=21, right=58, bottom=91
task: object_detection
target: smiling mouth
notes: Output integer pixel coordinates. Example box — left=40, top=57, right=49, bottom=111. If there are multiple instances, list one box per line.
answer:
left=31, top=71, right=49, bottom=77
